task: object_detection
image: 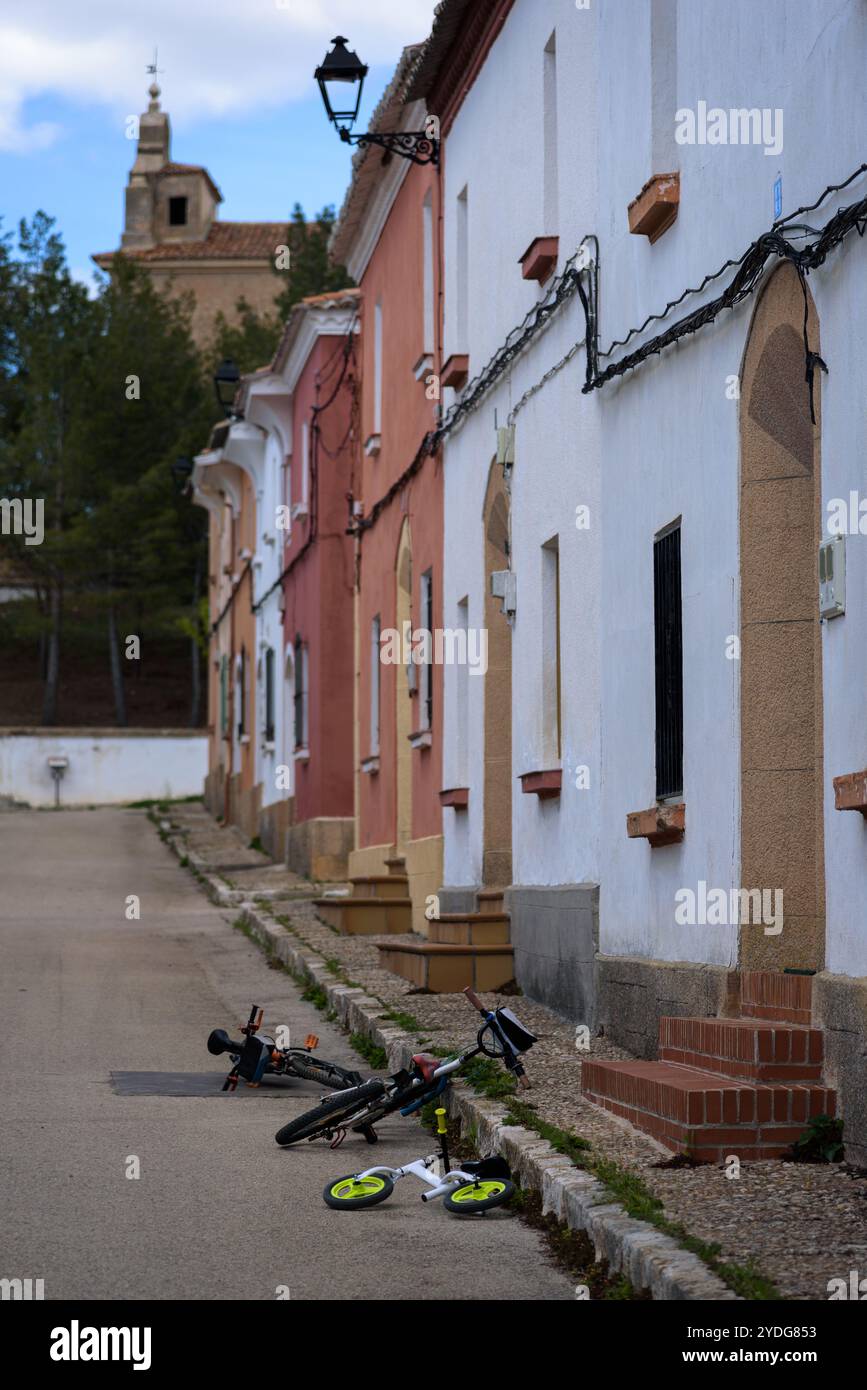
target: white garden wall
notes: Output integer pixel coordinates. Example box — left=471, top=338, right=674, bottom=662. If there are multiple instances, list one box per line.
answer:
left=0, top=730, right=207, bottom=807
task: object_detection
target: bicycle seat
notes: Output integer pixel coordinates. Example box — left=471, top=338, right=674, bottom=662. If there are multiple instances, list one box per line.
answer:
left=411, top=1053, right=440, bottom=1084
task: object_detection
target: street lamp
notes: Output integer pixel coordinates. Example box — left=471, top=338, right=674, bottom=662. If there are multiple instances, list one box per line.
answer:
left=213, top=358, right=241, bottom=418
left=314, top=35, right=439, bottom=167
left=315, top=35, right=367, bottom=130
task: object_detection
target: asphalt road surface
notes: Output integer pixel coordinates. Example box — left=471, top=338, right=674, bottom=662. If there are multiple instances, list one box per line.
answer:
left=0, top=807, right=572, bottom=1301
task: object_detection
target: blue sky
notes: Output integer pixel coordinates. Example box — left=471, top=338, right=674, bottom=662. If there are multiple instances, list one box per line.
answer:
left=0, top=0, right=438, bottom=286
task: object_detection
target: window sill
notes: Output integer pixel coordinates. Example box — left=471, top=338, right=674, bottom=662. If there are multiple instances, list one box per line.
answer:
left=361, top=755, right=380, bottom=775
left=364, top=433, right=381, bottom=457
left=413, top=351, right=433, bottom=381
left=239, top=734, right=251, bottom=746
left=518, top=235, right=559, bottom=284
left=439, top=786, right=469, bottom=809
left=628, top=172, right=680, bottom=244
left=441, top=354, right=469, bottom=390
left=519, top=769, right=561, bottom=799
left=263, top=740, right=275, bottom=753
left=291, top=501, right=308, bottom=520
left=408, top=729, right=432, bottom=751
left=833, top=770, right=867, bottom=815
left=293, top=746, right=310, bottom=763
left=626, top=802, right=685, bottom=846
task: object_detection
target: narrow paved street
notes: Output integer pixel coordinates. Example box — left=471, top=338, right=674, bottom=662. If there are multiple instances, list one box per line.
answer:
left=0, top=808, right=571, bottom=1301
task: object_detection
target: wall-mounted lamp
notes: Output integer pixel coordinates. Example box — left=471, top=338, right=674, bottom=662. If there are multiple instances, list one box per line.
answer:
left=314, top=36, right=439, bottom=166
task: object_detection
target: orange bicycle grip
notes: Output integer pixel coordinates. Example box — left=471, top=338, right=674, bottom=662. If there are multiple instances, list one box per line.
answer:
left=463, top=986, right=484, bottom=1010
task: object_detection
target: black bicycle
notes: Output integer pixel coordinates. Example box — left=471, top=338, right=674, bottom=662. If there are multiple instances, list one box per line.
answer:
left=207, top=1004, right=364, bottom=1093
left=274, top=988, right=536, bottom=1147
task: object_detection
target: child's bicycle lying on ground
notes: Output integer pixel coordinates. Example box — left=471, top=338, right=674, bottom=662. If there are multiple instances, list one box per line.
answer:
left=207, top=1005, right=364, bottom=1093
left=323, top=1105, right=516, bottom=1215
left=274, top=988, right=536, bottom=1148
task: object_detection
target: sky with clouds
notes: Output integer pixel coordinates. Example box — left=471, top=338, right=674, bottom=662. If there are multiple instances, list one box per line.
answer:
left=0, top=0, right=439, bottom=286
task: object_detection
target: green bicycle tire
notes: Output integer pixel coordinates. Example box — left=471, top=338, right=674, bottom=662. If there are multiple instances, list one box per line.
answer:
left=323, top=1173, right=394, bottom=1209
left=442, top=1178, right=515, bottom=1215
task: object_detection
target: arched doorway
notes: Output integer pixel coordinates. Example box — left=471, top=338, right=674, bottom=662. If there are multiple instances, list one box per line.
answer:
left=395, top=519, right=413, bottom=856
left=739, top=262, right=824, bottom=971
left=482, top=461, right=512, bottom=887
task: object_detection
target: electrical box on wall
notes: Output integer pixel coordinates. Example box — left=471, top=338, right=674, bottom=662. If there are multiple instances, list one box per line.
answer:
left=819, top=535, right=845, bottom=619
left=490, top=569, right=517, bottom=616
left=496, top=426, right=515, bottom=470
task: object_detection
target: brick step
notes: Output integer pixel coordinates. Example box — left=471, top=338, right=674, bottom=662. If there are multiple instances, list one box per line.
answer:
left=581, top=1059, right=836, bottom=1162
left=376, top=940, right=514, bottom=993
left=659, top=1016, right=822, bottom=1082
left=740, top=969, right=812, bottom=1024
left=349, top=874, right=409, bottom=900
left=429, top=913, right=510, bottom=946
left=314, top=896, right=412, bottom=935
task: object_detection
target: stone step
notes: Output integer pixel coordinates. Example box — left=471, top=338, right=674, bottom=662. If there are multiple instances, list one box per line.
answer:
left=314, top=896, right=412, bottom=935
left=659, top=1016, right=823, bottom=1082
left=349, top=874, right=409, bottom=900
left=581, top=1058, right=836, bottom=1162
left=429, top=913, right=511, bottom=946
left=477, top=887, right=505, bottom=911
left=384, top=855, right=407, bottom=876
left=376, top=940, right=514, bottom=993
left=740, top=969, right=812, bottom=1024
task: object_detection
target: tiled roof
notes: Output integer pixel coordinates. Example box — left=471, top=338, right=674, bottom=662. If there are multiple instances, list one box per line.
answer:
left=93, top=221, right=289, bottom=264
left=157, top=162, right=223, bottom=202
left=270, top=288, right=360, bottom=377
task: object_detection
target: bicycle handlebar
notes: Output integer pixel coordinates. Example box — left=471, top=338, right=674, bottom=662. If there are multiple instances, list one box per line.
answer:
left=462, top=987, right=532, bottom=1089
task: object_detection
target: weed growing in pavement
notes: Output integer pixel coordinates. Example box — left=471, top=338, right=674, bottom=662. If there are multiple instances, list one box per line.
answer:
left=505, top=1100, right=592, bottom=1165
left=349, top=1033, right=387, bottom=1069
left=785, top=1114, right=844, bottom=1164
left=460, top=1056, right=516, bottom=1100
left=381, top=1007, right=425, bottom=1032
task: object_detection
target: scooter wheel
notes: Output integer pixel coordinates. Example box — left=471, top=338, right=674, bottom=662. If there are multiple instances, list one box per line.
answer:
left=443, top=1178, right=515, bottom=1215
left=323, top=1173, right=394, bottom=1210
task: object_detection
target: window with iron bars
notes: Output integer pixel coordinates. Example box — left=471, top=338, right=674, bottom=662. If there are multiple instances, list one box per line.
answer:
left=653, top=522, right=683, bottom=800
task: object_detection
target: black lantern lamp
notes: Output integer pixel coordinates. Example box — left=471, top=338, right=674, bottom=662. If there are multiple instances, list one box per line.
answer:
left=315, top=35, right=368, bottom=131
left=213, top=358, right=241, bottom=418
left=315, top=36, right=439, bottom=167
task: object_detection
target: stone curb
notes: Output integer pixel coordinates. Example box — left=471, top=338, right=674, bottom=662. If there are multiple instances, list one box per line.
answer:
left=230, top=898, right=737, bottom=1303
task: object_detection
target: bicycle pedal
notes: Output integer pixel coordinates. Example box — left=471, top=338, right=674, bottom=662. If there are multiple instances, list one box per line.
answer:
left=305, top=1034, right=319, bottom=1050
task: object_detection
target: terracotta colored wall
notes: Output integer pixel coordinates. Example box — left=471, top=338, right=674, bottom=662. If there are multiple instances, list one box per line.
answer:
left=282, top=334, right=355, bottom=826
left=356, top=160, right=443, bottom=851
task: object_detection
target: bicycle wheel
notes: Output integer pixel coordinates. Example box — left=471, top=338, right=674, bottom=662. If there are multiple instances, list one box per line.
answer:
left=287, top=1055, right=364, bottom=1090
left=323, top=1173, right=394, bottom=1210
left=442, top=1178, right=515, bottom=1215
left=274, top=1079, right=385, bottom=1147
